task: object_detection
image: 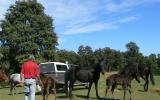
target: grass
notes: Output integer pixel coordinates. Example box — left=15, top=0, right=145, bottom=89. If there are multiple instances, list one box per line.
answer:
left=0, top=72, right=160, bottom=100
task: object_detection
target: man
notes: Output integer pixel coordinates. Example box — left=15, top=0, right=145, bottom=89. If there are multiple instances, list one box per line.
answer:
left=20, top=55, right=41, bottom=100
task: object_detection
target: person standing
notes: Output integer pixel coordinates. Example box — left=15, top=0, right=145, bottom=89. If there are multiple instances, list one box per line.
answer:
left=20, top=55, right=41, bottom=100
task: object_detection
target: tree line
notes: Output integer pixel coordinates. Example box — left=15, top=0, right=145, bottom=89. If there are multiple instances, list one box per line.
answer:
left=0, top=1, right=159, bottom=73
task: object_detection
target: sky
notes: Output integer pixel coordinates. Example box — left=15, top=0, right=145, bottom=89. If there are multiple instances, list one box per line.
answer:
left=0, top=0, right=160, bottom=56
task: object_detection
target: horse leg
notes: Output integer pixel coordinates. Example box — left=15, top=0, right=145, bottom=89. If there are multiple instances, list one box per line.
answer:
left=10, top=81, right=14, bottom=95
left=111, top=85, right=116, bottom=100
left=14, top=83, right=17, bottom=95
left=144, top=74, right=149, bottom=91
left=69, top=81, right=74, bottom=99
left=53, top=83, right=56, bottom=100
left=87, top=82, right=93, bottom=98
left=46, top=86, right=50, bottom=100
left=123, top=87, right=126, bottom=100
left=53, top=89, right=56, bottom=100
left=95, top=81, right=100, bottom=98
left=128, top=86, right=132, bottom=100
left=105, top=86, right=110, bottom=100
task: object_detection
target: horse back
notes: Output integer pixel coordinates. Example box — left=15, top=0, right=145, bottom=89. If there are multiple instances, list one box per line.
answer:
left=106, top=74, right=131, bottom=86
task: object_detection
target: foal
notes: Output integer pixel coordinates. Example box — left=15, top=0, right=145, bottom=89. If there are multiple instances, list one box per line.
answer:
left=105, top=74, right=132, bottom=100
left=40, top=74, right=56, bottom=100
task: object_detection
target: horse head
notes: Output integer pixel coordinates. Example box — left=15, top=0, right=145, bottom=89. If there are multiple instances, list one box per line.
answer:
left=94, top=58, right=105, bottom=75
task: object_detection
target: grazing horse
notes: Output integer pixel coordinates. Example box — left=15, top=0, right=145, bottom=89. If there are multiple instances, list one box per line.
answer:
left=0, top=68, right=9, bottom=83
left=118, top=63, right=141, bottom=83
left=64, top=61, right=105, bottom=99
left=105, top=74, right=132, bottom=100
left=138, top=64, right=155, bottom=91
left=9, top=73, right=21, bottom=95
left=40, top=74, right=56, bottom=100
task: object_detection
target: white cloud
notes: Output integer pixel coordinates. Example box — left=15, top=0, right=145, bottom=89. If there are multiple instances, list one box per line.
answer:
left=105, top=0, right=160, bottom=13
left=0, top=0, right=159, bottom=35
left=63, top=16, right=137, bottom=35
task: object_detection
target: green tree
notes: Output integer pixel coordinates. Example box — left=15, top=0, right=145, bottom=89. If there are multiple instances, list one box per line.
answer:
left=77, top=45, right=94, bottom=67
left=55, top=49, right=80, bottom=65
left=157, top=54, right=160, bottom=67
left=0, top=0, right=57, bottom=72
left=147, top=54, right=158, bottom=68
left=125, top=42, right=140, bottom=64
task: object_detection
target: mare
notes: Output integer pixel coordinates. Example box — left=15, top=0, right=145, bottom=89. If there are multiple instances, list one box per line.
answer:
left=0, top=68, right=9, bottom=83
left=64, top=61, right=105, bottom=99
left=138, top=64, right=155, bottom=91
left=105, top=74, right=132, bottom=100
left=118, top=62, right=141, bottom=83
left=40, top=74, right=56, bottom=100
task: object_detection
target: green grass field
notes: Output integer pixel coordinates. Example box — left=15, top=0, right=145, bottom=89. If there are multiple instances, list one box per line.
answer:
left=0, top=72, right=160, bottom=100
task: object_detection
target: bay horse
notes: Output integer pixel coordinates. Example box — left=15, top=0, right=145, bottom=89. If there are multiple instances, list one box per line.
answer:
left=40, top=74, right=56, bottom=100
left=105, top=74, right=132, bottom=100
left=138, top=64, right=155, bottom=91
left=64, top=61, right=105, bottom=99
left=0, top=68, right=9, bottom=83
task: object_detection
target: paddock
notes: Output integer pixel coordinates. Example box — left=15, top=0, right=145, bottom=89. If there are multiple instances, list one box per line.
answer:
left=0, top=72, right=160, bottom=100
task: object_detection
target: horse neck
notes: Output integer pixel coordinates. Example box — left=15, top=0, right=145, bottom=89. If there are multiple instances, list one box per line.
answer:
left=93, top=66, right=101, bottom=74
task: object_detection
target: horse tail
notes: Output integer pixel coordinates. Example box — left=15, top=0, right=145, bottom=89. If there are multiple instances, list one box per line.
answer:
left=149, top=66, right=155, bottom=85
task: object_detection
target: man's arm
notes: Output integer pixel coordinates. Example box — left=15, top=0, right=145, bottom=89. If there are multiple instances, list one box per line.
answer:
left=20, top=66, right=24, bottom=84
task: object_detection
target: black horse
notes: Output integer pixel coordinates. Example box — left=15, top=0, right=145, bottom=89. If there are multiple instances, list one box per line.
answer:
left=138, top=64, right=155, bottom=91
left=118, top=63, right=141, bottom=83
left=64, top=61, right=105, bottom=99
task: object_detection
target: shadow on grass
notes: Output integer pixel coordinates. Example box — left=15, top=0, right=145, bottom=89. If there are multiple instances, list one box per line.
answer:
left=0, top=86, right=10, bottom=89
left=8, top=92, right=24, bottom=95
left=76, top=94, right=120, bottom=100
left=138, top=89, right=146, bottom=92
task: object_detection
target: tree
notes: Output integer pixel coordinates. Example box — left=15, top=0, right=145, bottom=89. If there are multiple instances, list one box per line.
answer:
left=77, top=45, right=94, bottom=67
left=55, top=49, right=80, bottom=65
left=147, top=54, right=158, bottom=68
left=125, top=42, right=140, bottom=64
left=0, top=0, right=57, bottom=72
left=157, top=54, right=160, bottom=68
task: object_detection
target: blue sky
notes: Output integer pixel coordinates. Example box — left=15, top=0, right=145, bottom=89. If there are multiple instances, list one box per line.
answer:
left=0, top=0, right=160, bottom=56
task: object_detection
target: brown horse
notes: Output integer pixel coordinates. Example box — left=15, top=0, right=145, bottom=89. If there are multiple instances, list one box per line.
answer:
left=0, top=68, right=9, bottom=83
left=40, top=74, right=56, bottom=100
left=105, top=74, right=132, bottom=100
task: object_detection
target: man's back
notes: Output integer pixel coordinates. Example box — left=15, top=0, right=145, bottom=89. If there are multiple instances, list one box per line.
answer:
left=21, top=60, right=39, bottom=79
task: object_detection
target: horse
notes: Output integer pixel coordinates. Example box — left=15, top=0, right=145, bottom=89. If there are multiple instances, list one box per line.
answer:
left=138, top=64, right=155, bottom=91
left=9, top=73, right=21, bottom=95
left=105, top=74, right=132, bottom=100
left=0, top=68, right=9, bottom=83
left=64, top=61, right=105, bottom=99
left=118, top=62, right=141, bottom=83
left=40, top=74, right=56, bottom=100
